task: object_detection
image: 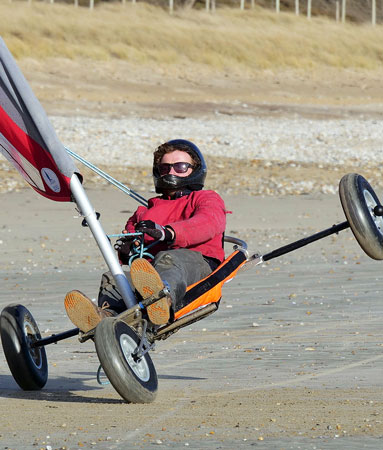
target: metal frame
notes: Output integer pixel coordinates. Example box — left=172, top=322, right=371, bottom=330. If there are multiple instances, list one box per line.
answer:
left=30, top=218, right=353, bottom=349
left=262, top=221, right=350, bottom=262
left=70, top=174, right=137, bottom=310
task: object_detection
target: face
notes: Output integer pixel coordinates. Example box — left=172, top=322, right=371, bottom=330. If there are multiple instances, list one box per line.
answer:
left=159, top=150, right=194, bottom=178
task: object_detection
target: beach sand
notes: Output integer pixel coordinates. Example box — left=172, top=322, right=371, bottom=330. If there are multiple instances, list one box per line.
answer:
left=1, top=186, right=383, bottom=449
left=0, top=61, right=383, bottom=448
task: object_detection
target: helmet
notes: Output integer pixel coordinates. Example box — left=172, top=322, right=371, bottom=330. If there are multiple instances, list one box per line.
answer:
left=153, top=139, right=207, bottom=194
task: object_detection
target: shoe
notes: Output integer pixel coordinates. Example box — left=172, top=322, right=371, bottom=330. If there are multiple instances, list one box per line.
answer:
left=64, top=290, right=114, bottom=333
left=130, top=258, right=171, bottom=325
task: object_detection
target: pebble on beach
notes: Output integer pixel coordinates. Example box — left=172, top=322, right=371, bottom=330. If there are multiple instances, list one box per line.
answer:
left=1, top=115, right=383, bottom=196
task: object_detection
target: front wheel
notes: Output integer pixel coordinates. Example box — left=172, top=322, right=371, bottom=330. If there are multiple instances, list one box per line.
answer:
left=339, top=173, right=383, bottom=260
left=95, top=318, right=158, bottom=403
left=0, top=304, right=48, bottom=390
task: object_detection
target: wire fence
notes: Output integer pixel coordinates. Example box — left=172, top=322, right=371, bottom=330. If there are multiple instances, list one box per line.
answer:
left=5, top=0, right=381, bottom=25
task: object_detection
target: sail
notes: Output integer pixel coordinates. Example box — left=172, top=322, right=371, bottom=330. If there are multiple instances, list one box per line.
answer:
left=0, top=37, right=79, bottom=201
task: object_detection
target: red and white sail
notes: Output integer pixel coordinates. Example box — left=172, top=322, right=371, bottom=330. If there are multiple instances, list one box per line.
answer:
left=0, top=37, right=80, bottom=202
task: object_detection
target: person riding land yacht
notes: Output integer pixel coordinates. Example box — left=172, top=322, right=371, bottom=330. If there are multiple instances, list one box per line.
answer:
left=64, top=139, right=227, bottom=331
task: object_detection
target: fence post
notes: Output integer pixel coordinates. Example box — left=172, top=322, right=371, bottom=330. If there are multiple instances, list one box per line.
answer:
left=74, top=0, right=78, bottom=7
left=276, top=0, right=280, bottom=13
left=206, top=0, right=209, bottom=11
left=211, top=0, right=216, bottom=13
left=295, top=0, right=299, bottom=15
left=89, top=0, right=94, bottom=10
left=307, top=0, right=311, bottom=19
left=341, top=0, right=346, bottom=23
left=372, top=0, right=376, bottom=25
left=240, top=0, right=245, bottom=10
left=335, top=0, right=339, bottom=21
left=169, top=0, right=173, bottom=14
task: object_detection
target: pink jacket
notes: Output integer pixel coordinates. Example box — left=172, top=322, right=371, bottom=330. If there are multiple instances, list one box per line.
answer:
left=125, top=190, right=227, bottom=262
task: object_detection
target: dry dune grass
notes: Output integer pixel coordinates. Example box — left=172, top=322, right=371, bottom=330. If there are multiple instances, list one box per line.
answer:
left=1, top=1, right=383, bottom=72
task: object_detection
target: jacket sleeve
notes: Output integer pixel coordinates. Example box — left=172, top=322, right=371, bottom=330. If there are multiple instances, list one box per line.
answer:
left=124, top=206, right=146, bottom=233
left=168, top=191, right=226, bottom=248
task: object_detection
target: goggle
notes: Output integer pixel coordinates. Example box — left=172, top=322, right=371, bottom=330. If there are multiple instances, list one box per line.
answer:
left=157, top=162, right=195, bottom=176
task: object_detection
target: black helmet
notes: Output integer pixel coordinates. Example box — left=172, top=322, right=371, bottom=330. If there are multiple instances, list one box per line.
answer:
left=153, top=139, right=207, bottom=194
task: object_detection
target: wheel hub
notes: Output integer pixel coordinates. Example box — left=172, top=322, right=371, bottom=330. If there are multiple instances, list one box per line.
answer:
left=120, top=334, right=150, bottom=382
left=24, top=320, right=43, bottom=369
left=364, top=189, right=383, bottom=236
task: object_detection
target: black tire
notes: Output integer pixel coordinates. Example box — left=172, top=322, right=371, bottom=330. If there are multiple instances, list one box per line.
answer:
left=339, top=173, right=383, bottom=260
left=0, top=304, right=48, bottom=390
left=95, top=318, right=158, bottom=403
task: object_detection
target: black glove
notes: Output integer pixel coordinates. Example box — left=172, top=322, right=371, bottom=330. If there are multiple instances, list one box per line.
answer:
left=135, top=220, right=174, bottom=242
left=114, top=236, right=137, bottom=264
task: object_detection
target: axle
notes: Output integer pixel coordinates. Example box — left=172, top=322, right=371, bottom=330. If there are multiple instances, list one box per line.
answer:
left=31, top=328, right=79, bottom=348
left=262, top=221, right=350, bottom=262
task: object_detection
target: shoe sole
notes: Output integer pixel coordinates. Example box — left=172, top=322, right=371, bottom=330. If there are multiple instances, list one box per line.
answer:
left=64, top=290, right=101, bottom=333
left=130, top=258, right=170, bottom=325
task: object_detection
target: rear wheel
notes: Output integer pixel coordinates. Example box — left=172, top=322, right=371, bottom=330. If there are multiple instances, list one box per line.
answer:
left=339, top=173, right=383, bottom=260
left=95, top=318, right=157, bottom=403
left=0, top=304, right=48, bottom=390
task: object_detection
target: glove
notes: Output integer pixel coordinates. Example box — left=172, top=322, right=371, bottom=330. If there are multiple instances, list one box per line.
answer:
left=135, top=220, right=175, bottom=242
left=114, top=236, right=137, bottom=264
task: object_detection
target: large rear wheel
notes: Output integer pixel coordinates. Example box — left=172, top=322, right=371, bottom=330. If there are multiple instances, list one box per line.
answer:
left=339, top=173, right=383, bottom=260
left=0, top=304, right=48, bottom=390
left=95, top=318, right=158, bottom=403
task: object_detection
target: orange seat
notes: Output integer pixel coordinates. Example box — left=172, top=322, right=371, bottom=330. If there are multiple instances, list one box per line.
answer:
left=174, top=250, right=248, bottom=320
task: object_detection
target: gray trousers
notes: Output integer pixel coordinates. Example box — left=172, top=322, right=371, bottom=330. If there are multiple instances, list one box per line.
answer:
left=98, top=249, right=212, bottom=314
left=153, top=249, right=212, bottom=312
